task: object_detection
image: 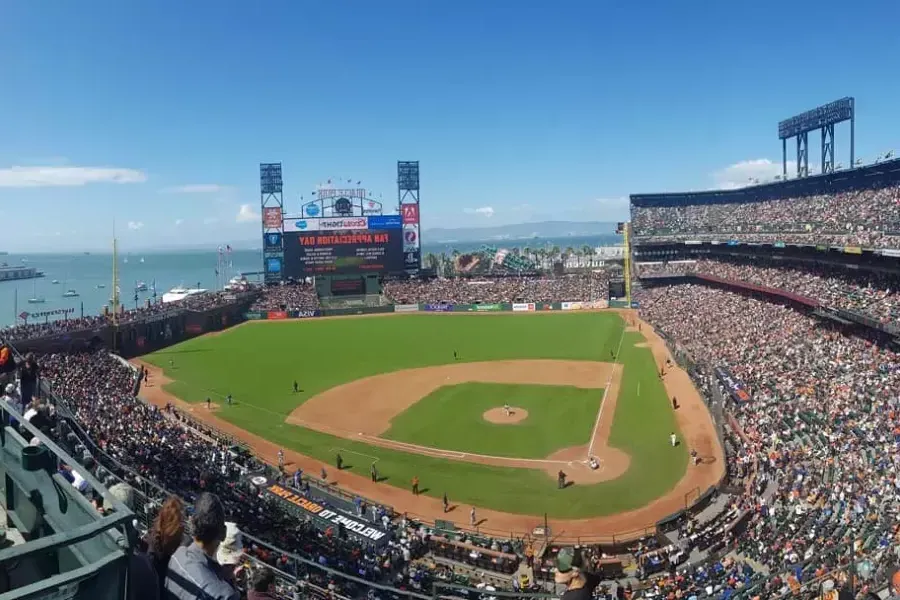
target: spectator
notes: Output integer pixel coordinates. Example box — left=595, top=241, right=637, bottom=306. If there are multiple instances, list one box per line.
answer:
left=247, top=568, right=276, bottom=600
left=165, top=492, right=240, bottom=600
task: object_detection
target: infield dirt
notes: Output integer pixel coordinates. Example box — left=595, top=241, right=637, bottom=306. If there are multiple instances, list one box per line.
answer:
left=133, top=309, right=724, bottom=541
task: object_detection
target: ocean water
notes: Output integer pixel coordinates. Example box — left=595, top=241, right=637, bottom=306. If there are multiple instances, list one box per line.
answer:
left=1, top=234, right=621, bottom=326
left=0, top=250, right=263, bottom=327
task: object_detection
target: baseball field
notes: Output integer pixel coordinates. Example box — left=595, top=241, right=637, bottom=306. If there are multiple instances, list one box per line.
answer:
left=136, top=311, right=723, bottom=537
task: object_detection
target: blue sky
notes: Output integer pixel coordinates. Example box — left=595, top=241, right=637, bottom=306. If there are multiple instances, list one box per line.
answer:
left=1, top=0, right=899, bottom=252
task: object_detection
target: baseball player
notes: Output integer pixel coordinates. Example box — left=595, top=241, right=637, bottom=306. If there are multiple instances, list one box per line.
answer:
left=504, top=403, right=511, bottom=417
left=670, top=432, right=677, bottom=447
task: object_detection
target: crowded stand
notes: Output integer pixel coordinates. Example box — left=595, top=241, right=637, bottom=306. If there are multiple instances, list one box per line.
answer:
left=5, top=266, right=900, bottom=599
left=383, top=273, right=609, bottom=305
left=249, top=282, right=321, bottom=313
left=634, top=283, right=900, bottom=598
left=11, top=347, right=541, bottom=599
left=0, top=289, right=255, bottom=343
left=636, top=257, right=900, bottom=329
left=631, top=182, right=900, bottom=248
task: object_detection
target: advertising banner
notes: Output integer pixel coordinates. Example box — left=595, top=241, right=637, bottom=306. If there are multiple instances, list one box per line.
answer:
left=367, top=215, right=402, bottom=229
left=264, top=232, right=282, bottom=251
left=393, top=304, right=420, bottom=313
left=319, top=217, right=369, bottom=231
left=512, top=303, right=535, bottom=312
left=843, top=246, right=862, bottom=255
left=561, top=302, right=583, bottom=311
left=538, top=303, right=553, bottom=310
left=290, top=310, right=320, bottom=319
left=284, top=218, right=320, bottom=233
left=727, top=240, right=739, bottom=246
left=714, top=367, right=751, bottom=403
left=774, top=242, right=786, bottom=248
left=247, top=475, right=390, bottom=545
left=401, top=204, right=419, bottom=224
left=424, top=303, right=454, bottom=312
left=583, top=300, right=609, bottom=309
left=402, top=224, right=419, bottom=251
left=474, top=303, right=503, bottom=312
left=244, top=312, right=265, bottom=320
left=267, top=311, right=288, bottom=320
left=880, top=249, right=900, bottom=257
left=265, top=257, right=282, bottom=275
left=263, top=207, right=283, bottom=229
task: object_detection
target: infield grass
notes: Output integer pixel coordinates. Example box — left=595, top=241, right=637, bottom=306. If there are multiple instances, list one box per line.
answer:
left=144, top=312, right=688, bottom=519
left=383, top=382, right=601, bottom=458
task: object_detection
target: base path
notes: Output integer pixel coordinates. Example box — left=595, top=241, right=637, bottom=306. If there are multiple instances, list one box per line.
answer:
left=132, top=309, right=724, bottom=541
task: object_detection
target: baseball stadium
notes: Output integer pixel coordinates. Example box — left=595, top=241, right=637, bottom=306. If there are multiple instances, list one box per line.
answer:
left=3, top=101, right=900, bottom=600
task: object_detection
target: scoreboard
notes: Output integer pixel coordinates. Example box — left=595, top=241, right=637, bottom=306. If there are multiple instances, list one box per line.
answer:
left=282, top=215, right=415, bottom=278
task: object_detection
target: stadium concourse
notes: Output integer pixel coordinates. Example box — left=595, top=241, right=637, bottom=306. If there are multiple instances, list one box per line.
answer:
left=4, top=249, right=900, bottom=599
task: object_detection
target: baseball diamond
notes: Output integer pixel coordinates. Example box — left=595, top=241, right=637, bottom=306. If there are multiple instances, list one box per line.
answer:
left=134, top=309, right=723, bottom=535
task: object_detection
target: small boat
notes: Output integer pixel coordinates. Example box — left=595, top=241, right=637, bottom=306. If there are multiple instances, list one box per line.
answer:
left=51, top=279, right=60, bottom=284
left=96, top=283, right=106, bottom=289
left=140, top=257, right=145, bottom=264
left=135, top=281, right=148, bottom=292
left=63, top=289, right=79, bottom=298
left=28, top=280, right=44, bottom=303
left=124, top=257, right=128, bottom=263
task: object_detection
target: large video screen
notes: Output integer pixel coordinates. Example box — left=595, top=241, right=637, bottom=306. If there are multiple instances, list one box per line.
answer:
left=283, top=229, right=405, bottom=277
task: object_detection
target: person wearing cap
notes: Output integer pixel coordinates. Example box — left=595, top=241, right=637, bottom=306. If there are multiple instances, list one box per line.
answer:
left=216, top=522, right=244, bottom=584
left=554, top=548, right=600, bottom=600
left=165, top=492, right=240, bottom=600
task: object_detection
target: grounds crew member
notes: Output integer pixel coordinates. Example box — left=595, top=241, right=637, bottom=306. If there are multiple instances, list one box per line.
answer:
left=336, top=453, right=343, bottom=470
left=443, top=493, right=449, bottom=513
left=557, top=469, right=567, bottom=489
left=411, top=476, right=420, bottom=496
left=554, top=548, right=600, bottom=600
left=370, top=462, right=378, bottom=482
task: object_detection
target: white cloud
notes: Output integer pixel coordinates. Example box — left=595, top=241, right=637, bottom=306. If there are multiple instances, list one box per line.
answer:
left=127, top=221, right=144, bottom=231
left=163, top=184, right=229, bottom=194
left=464, top=206, right=495, bottom=218
left=711, top=159, right=797, bottom=189
left=174, top=219, right=184, bottom=226
left=236, top=204, right=260, bottom=223
left=0, top=166, right=147, bottom=188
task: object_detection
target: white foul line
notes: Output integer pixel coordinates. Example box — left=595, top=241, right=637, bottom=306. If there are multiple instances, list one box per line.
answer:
left=586, top=321, right=628, bottom=458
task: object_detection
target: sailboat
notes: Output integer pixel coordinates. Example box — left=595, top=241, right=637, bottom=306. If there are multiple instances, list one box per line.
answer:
left=27, top=280, right=45, bottom=304
left=140, top=257, right=145, bottom=264
left=61, top=273, right=78, bottom=297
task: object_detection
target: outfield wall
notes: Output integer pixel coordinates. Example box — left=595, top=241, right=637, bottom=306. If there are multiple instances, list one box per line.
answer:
left=244, top=299, right=610, bottom=321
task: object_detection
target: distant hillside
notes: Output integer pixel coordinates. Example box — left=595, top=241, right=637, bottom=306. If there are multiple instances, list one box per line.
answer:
left=424, top=221, right=617, bottom=243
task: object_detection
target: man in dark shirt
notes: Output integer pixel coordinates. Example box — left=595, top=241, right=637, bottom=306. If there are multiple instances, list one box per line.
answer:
left=554, top=548, right=600, bottom=600
left=18, top=353, right=39, bottom=406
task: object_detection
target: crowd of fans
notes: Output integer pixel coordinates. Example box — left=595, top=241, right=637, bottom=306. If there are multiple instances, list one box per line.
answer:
left=249, top=283, right=320, bottom=313
left=383, top=273, right=609, bottom=305
left=633, top=283, right=900, bottom=598
left=631, top=183, right=900, bottom=248
left=1, top=289, right=255, bottom=343
left=8, top=263, right=900, bottom=598
left=9, top=347, right=540, bottom=599
left=636, top=257, right=900, bottom=329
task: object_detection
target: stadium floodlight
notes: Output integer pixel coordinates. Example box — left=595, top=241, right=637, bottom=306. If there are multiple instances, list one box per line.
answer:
left=777, top=97, right=855, bottom=178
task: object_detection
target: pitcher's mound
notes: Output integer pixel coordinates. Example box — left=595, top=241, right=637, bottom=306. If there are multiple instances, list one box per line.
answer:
left=483, top=407, right=528, bottom=424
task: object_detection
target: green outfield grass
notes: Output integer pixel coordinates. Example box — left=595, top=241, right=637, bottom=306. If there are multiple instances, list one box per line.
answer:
left=144, top=313, right=688, bottom=518
left=383, top=382, right=602, bottom=458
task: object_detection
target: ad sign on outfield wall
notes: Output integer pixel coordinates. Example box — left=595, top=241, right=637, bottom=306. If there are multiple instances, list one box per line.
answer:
left=394, top=304, right=420, bottom=313
left=284, top=218, right=321, bottom=233
left=424, top=303, right=454, bottom=312
left=512, top=303, right=535, bottom=312
left=474, top=303, right=503, bottom=312
left=561, top=302, right=583, bottom=311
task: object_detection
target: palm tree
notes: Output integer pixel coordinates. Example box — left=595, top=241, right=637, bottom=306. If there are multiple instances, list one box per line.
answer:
left=582, top=245, right=593, bottom=268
